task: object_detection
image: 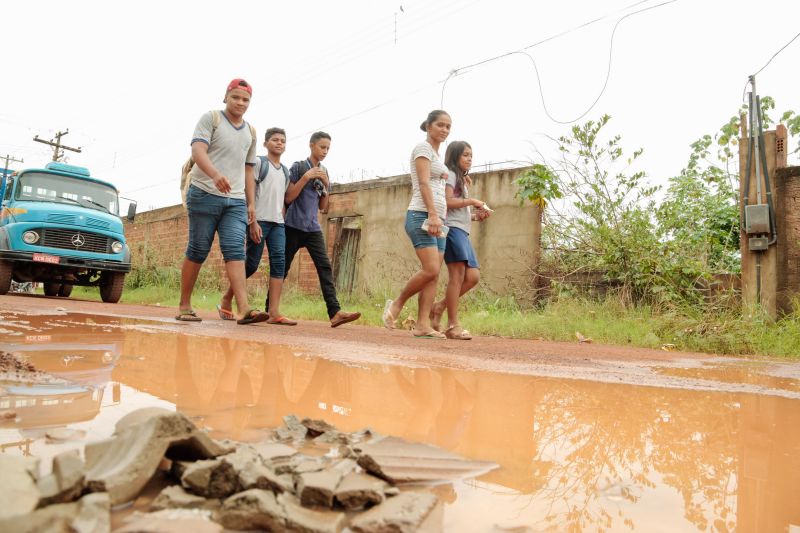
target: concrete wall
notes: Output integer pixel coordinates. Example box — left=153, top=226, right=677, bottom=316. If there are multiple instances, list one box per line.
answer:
left=124, top=167, right=541, bottom=297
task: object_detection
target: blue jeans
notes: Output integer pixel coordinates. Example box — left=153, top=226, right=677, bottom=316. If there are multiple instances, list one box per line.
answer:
left=405, top=210, right=446, bottom=252
left=185, top=185, right=247, bottom=262
left=245, top=221, right=286, bottom=279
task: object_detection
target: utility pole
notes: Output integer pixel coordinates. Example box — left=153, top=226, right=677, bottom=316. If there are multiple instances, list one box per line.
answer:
left=33, top=129, right=82, bottom=162
left=1, top=154, right=23, bottom=177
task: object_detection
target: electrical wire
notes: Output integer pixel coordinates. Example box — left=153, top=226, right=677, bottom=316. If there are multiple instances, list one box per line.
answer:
left=441, top=0, right=678, bottom=124
left=752, top=30, right=800, bottom=78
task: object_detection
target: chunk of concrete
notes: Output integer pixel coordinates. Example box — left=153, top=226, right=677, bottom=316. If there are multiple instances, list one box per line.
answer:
left=38, top=449, right=85, bottom=506
left=278, top=493, right=346, bottom=533
left=296, top=469, right=344, bottom=508
left=355, top=436, right=498, bottom=484
left=219, top=444, right=261, bottom=473
left=116, top=508, right=221, bottom=533
left=83, top=409, right=231, bottom=505
left=180, top=459, right=237, bottom=498
left=238, top=462, right=294, bottom=494
left=350, top=491, right=438, bottom=533
left=150, top=485, right=218, bottom=512
left=217, top=489, right=284, bottom=531
left=0, top=454, right=40, bottom=519
left=0, top=492, right=110, bottom=533
left=334, top=472, right=388, bottom=510
left=301, top=417, right=336, bottom=437
left=252, top=441, right=297, bottom=462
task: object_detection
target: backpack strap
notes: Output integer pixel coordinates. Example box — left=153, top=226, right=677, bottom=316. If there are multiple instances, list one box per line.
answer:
left=281, top=164, right=290, bottom=188
left=256, top=156, right=269, bottom=184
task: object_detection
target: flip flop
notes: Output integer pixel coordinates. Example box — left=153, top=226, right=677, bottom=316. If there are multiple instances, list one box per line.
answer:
left=216, top=304, right=235, bottom=321
left=382, top=299, right=397, bottom=329
left=412, top=328, right=446, bottom=339
left=175, top=310, right=202, bottom=322
left=331, top=311, right=361, bottom=328
left=445, top=325, right=472, bottom=340
left=267, top=315, right=298, bottom=326
left=237, top=309, right=269, bottom=325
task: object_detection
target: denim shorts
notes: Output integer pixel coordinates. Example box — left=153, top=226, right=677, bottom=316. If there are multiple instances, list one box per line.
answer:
left=405, top=210, right=446, bottom=252
left=444, top=227, right=480, bottom=268
left=245, top=221, right=286, bottom=279
left=185, top=185, right=247, bottom=262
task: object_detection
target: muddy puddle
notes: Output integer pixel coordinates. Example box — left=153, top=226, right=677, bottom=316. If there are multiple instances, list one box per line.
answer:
left=1, top=311, right=799, bottom=532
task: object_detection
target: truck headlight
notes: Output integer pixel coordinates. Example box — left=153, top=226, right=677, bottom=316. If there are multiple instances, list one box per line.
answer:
left=22, top=231, right=40, bottom=244
left=111, top=241, right=124, bottom=254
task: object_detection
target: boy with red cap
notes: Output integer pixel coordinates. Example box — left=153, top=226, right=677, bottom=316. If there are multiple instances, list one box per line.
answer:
left=176, top=78, right=268, bottom=325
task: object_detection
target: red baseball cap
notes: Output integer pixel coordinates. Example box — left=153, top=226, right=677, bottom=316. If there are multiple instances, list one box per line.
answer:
left=226, top=78, right=252, bottom=95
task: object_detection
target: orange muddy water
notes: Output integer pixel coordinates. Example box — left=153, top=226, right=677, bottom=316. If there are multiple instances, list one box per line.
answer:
left=1, top=310, right=799, bottom=532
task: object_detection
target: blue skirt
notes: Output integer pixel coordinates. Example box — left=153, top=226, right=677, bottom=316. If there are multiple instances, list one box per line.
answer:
left=444, top=227, right=479, bottom=268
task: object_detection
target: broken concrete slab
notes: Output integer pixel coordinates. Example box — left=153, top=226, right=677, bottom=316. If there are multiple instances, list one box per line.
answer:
left=238, top=462, right=294, bottom=494
left=37, top=449, right=85, bottom=506
left=278, top=493, right=346, bottom=533
left=295, top=469, right=344, bottom=508
left=251, top=441, right=297, bottom=462
left=83, top=409, right=231, bottom=505
left=0, top=492, right=110, bottom=533
left=355, top=436, right=498, bottom=484
left=0, top=453, right=40, bottom=519
left=180, top=459, right=238, bottom=498
left=149, top=485, right=218, bottom=512
left=301, top=417, right=336, bottom=437
left=334, top=472, right=388, bottom=510
left=45, top=427, right=87, bottom=443
left=217, top=489, right=285, bottom=531
left=116, top=508, right=221, bottom=533
left=350, top=491, right=438, bottom=533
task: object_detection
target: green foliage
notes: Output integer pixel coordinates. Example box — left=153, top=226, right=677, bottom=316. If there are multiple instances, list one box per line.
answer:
left=515, top=164, right=561, bottom=208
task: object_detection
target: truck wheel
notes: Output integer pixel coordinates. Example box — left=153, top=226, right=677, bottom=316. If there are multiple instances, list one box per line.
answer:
left=100, top=272, right=125, bottom=303
left=58, top=284, right=73, bottom=297
left=44, top=282, right=61, bottom=297
left=0, top=260, right=12, bottom=295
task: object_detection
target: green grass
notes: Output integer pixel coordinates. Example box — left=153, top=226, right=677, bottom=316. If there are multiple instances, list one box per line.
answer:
left=69, top=284, right=800, bottom=358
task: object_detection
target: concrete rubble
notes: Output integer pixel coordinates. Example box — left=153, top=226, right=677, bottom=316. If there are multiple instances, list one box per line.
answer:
left=0, top=408, right=498, bottom=532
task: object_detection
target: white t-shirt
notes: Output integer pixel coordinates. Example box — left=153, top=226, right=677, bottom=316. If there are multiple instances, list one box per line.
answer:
left=446, top=170, right=472, bottom=233
left=253, top=158, right=288, bottom=223
left=407, top=141, right=448, bottom=219
left=189, top=110, right=257, bottom=200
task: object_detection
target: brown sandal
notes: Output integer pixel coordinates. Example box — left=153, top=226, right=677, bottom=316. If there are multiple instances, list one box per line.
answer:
left=445, top=326, right=472, bottom=340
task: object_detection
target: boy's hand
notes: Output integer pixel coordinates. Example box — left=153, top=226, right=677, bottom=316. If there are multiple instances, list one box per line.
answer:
left=249, top=221, right=262, bottom=243
left=212, top=173, right=231, bottom=194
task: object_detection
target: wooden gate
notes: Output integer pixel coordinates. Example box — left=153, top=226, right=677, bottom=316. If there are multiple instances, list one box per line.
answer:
left=329, top=216, right=362, bottom=295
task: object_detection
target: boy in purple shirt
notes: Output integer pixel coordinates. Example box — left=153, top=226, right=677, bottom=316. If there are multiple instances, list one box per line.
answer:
left=277, top=131, right=360, bottom=327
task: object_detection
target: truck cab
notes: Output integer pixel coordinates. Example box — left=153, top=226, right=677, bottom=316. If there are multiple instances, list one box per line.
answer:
left=0, top=162, right=136, bottom=302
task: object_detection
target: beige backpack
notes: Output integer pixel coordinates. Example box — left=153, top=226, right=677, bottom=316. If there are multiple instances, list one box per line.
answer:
left=181, top=110, right=257, bottom=207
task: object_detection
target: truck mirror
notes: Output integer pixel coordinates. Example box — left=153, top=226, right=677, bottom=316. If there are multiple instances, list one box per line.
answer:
left=127, top=202, right=137, bottom=222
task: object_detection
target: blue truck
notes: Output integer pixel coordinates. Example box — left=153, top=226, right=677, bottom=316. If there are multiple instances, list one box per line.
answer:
left=0, top=162, right=136, bottom=302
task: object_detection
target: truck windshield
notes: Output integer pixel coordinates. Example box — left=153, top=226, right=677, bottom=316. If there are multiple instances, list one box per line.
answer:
left=15, top=172, right=119, bottom=215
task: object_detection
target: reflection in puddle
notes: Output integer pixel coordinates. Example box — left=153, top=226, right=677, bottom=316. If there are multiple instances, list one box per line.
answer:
left=1, top=312, right=799, bottom=532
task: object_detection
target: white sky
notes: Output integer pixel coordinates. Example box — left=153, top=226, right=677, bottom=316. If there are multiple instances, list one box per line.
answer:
left=1, top=0, right=798, bottom=212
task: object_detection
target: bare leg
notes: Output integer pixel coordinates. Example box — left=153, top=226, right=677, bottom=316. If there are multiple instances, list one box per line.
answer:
left=220, top=285, right=234, bottom=312
left=445, top=265, right=481, bottom=328
left=416, top=253, right=444, bottom=331
left=179, top=258, right=203, bottom=311
left=389, top=247, right=442, bottom=327
left=225, top=260, right=251, bottom=319
left=266, top=277, right=283, bottom=317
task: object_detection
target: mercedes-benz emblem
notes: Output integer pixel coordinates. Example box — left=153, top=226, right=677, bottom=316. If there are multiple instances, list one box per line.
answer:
left=71, top=233, right=86, bottom=247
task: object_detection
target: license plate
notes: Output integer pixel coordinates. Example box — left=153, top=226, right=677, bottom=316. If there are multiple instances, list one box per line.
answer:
left=32, top=253, right=61, bottom=264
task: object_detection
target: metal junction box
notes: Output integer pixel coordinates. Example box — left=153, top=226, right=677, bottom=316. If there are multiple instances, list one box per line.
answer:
left=749, top=236, right=769, bottom=251
left=745, top=204, right=770, bottom=234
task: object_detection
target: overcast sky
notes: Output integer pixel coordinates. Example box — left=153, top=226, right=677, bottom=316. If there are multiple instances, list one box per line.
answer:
left=1, top=0, right=798, bottom=212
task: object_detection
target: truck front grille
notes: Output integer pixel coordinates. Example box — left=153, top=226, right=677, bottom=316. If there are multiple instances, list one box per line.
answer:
left=37, top=228, right=112, bottom=254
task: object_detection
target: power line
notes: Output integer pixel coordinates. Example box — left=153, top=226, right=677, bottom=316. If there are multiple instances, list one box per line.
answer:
left=752, top=30, right=800, bottom=77
left=441, top=0, right=678, bottom=123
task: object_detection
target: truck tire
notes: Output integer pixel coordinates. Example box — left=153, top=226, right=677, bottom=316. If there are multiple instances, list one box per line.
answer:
left=100, top=272, right=125, bottom=303
left=44, top=282, right=61, bottom=297
left=0, top=260, right=11, bottom=295
left=58, top=284, right=73, bottom=297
